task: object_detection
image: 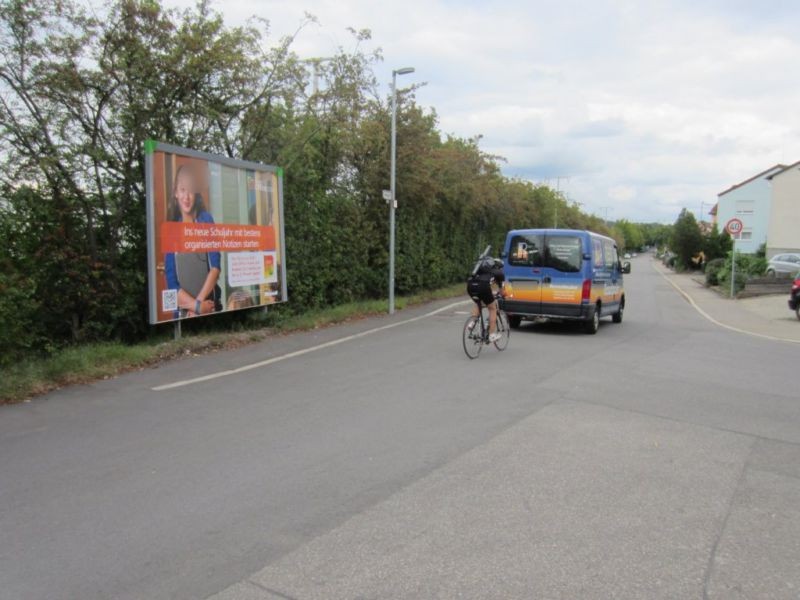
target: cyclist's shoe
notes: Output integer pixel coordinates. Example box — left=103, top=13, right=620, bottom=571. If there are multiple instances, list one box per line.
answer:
left=467, top=319, right=476, bottom=331
left=489, top=332, right=502, bottom=343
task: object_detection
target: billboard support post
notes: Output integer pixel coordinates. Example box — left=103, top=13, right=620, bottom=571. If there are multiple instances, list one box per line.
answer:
left=174, top=320, right=181, bottom=341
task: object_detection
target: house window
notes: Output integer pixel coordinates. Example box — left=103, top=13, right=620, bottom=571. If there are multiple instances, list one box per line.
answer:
left=740, top=228, right=753, bottom=240
left=736, top=200, right=754, bottom=215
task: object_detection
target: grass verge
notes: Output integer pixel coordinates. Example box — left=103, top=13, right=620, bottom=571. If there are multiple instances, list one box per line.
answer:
left=1, top=283, right=464, bottom=405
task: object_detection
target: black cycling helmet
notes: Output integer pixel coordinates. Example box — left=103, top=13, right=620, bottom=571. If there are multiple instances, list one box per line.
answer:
left=476, top=256, right=502, bottom=273
left=479, top=256, right=495, bottom=270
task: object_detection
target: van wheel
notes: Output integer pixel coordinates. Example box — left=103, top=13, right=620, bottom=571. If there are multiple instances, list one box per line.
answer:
left=612, top=298, right=624, bottom=323
left=508, top=315, right=522, bottom=329
left=584, top=305, right=600, bottom=334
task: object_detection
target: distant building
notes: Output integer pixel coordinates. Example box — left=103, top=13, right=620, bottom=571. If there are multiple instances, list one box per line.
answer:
left=716, top=164, right=786, bottom=254
left=709, top=203, right=718, bottom=226
left=766, top=161, right=800, bottom=259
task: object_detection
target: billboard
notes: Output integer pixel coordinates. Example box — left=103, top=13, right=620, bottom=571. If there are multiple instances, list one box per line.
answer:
left=144, top=141, right=287, bottom=324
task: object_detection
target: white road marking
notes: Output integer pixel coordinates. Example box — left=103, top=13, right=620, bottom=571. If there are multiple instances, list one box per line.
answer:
left=152, top=300, right=472, bottom=391
left=653, top=262, right=800, bottom=345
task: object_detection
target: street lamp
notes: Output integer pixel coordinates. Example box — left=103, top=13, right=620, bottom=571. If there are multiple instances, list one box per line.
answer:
left=599, top=206, right=613, bottom=225
left=389, top=66, right=415, bottom=314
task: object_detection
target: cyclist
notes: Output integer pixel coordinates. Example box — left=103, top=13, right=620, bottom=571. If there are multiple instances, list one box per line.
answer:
left=466, top=255, right=505, bottom=342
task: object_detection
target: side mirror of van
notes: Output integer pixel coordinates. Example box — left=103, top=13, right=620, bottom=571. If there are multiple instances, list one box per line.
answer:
left=622, top=261, right=631, bottom=274
left=500, top=251, right=507, bottom=259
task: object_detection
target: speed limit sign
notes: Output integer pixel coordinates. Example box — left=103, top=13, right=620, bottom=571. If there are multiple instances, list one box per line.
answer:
left=725, top=218, right=743, bottom=236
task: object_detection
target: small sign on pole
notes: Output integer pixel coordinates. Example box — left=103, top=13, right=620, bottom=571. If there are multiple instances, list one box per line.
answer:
left=725, top=218, right=743, bottom=298
left=382, top=189, right=392, bottom=202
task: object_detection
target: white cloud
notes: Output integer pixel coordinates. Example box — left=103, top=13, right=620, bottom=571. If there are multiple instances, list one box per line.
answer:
left=164, top=0, right=800, bottom=223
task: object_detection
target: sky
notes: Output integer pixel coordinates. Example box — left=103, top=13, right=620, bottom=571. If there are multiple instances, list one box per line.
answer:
left=165, top=0, right=800, bottom=223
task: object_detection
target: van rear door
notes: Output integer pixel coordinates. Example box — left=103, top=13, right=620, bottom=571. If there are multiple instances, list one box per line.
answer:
left=540, top=233, right=585, bottom=318
left=504, top=232, right=544, bottom=316
left=601, top=239, right=621, bottom=313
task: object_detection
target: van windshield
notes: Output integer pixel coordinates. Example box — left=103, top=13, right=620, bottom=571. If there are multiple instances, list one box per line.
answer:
left=545, top=235, right=582, bottom=272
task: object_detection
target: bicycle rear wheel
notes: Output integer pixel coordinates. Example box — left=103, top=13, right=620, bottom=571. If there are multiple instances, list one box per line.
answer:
left=462, top=315, right=482, bottom=359
left=494, top=311, right=510, bottom=351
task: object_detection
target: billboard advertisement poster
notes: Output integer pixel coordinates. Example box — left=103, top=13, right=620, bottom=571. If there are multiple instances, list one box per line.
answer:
left=144, top=141, right=287, bottom=324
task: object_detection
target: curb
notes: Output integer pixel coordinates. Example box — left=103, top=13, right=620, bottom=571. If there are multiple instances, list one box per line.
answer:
left=652, top=261, right=800, bottom=345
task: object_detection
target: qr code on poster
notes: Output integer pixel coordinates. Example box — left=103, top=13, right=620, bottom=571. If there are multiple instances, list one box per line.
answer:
left=162, top=289, right=178, bottom=312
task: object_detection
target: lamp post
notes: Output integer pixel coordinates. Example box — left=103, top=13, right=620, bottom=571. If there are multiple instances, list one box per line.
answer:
left=389, top=66, right=414, bottom=314
left=599, top=206, right=612, bottom=226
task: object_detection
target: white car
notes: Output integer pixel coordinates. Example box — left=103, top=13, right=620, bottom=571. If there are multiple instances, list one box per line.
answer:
left=623, top=253, right=632, bottom=259
left=766, top=253, right=800, bottom=277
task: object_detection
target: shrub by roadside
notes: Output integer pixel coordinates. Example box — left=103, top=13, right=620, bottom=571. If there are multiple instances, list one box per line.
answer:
left=704, top=258, right=726, bottom=286
left=717, top=253, right=768, bottom=296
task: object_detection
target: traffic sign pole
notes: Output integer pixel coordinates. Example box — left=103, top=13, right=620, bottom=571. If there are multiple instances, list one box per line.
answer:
left=725, top=218, right=744, bottom=298
left=731, top=238, right=736, bottom=298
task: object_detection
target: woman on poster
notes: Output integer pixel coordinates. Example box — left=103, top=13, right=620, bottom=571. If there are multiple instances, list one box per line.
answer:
left=164, top=164, right=221, bottom=317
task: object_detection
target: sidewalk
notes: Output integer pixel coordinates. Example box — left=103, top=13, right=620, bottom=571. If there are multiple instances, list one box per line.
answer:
left=652, top=260, right=800, bottom=344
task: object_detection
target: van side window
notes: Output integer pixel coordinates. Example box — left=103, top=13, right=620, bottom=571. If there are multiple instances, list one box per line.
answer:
left=593, top=239, right=604, bottom=268
left=545, top=235, right=582, bottom=273
left=508, top=235, right=543, bottom=267
left=603, top=241, right=616, bottom=269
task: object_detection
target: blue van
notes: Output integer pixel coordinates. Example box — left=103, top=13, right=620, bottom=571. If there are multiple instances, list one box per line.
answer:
left=499, top=229, right=628, bottom=334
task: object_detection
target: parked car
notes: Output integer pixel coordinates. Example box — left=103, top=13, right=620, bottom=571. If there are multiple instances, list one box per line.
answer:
left=789, top=274, right=800, bottom=321
left=766, top=253, right=800, bottom=277
left=623, top=253, right=632, bottom=259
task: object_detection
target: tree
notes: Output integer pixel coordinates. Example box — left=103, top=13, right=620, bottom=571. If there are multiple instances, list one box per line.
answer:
left=701, top=224, right=732, bottom=261
left=670, top=209, right=703, bottom=269
left=0, top=0, right=624, bottom=361
left=615, top=219, right=645, bottom=252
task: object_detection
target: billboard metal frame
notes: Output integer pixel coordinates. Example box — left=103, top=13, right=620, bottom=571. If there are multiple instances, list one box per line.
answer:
left=144, top=140, right=287, bottom=325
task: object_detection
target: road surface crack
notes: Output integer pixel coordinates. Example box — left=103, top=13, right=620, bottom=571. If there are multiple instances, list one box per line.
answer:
left=702, top=439, right=755, bottom=600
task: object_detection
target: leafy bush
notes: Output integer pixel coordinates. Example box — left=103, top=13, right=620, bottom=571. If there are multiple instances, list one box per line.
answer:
left=0, top=270, right=45, bottom=366
left=717, top=252, right=768, bottom=295
left=704, top=258, right=725, bottom=286
left=0, top=0, right=621, bottom=363
left=702, top=224, right=732, bottom=261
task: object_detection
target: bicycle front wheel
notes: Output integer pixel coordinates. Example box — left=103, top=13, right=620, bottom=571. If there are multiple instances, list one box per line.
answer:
left=462, top=316, right=482, bottom=359
left=493, top=311, right=510, bottom=351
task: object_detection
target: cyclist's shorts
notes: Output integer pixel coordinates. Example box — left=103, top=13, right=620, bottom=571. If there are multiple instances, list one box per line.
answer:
left=467, top=278, right=494, bottom=305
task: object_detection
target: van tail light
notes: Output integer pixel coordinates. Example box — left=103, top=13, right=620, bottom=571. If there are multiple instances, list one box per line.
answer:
left=581, top=279, right=592, bottom=301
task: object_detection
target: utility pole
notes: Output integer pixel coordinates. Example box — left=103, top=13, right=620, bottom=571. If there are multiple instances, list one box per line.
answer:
left=302, top=57, right=332, bottom=96
left=553, top=175, right=568, bottom=228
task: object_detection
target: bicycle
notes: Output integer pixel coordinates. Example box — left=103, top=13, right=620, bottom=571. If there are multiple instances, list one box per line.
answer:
left=462, top=290, right=510, bottom=359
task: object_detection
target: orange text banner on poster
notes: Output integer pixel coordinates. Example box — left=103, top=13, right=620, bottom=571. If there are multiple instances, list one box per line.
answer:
left=160, top=222, right=276, bottom=253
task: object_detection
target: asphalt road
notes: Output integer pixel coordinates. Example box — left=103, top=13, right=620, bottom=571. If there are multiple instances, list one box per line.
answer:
left=1, top=257, right=799, bottom=599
